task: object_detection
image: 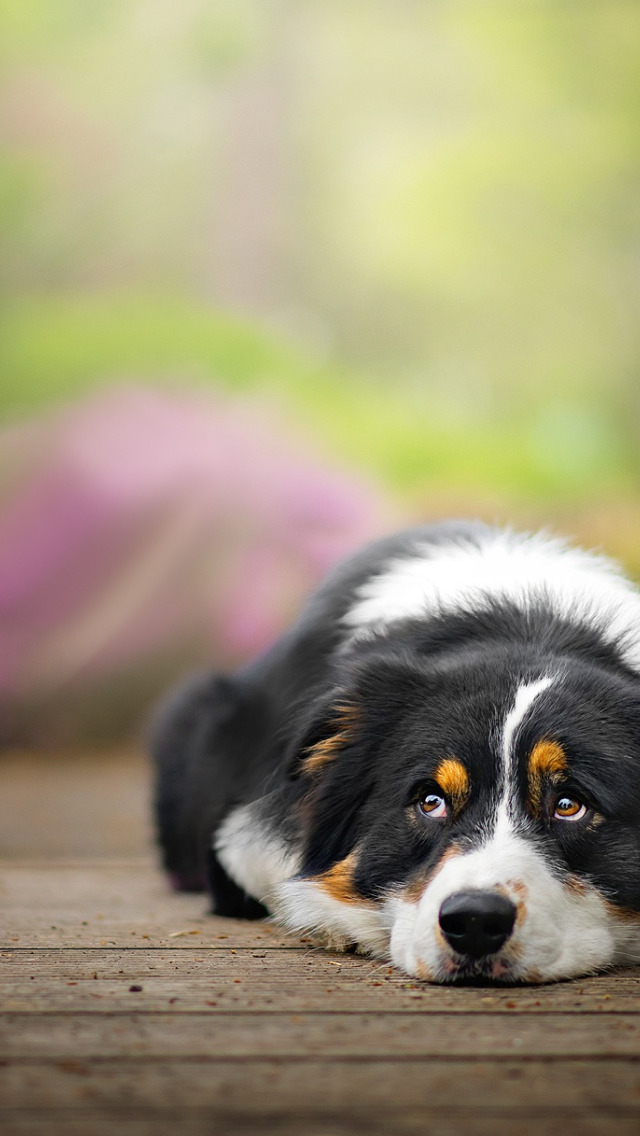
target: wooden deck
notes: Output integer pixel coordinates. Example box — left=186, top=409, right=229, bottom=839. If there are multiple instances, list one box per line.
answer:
left=1, top=750, right=640, bottom=1134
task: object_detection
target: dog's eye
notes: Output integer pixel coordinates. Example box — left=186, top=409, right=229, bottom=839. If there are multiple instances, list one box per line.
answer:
left=553, top=797, right=587, bottom=822
left=418, top=794, right=447, bottom=819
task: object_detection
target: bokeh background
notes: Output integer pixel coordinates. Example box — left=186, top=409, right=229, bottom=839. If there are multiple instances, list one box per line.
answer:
left=2, top=0, right=640, bottom=766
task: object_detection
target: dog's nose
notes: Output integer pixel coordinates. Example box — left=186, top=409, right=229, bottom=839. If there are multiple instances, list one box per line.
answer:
left=438, top=891, right=517, bottom=958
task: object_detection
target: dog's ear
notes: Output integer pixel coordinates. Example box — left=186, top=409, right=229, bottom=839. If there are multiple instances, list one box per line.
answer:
left=282, top=689, right=372, bottom=875
left=284, top=654, right=419, bottom=782
left=284, top=690, right=361, bottom=781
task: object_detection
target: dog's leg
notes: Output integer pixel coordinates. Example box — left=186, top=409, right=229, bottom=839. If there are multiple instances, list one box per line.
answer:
left=150, top=672, right=237, bottom=893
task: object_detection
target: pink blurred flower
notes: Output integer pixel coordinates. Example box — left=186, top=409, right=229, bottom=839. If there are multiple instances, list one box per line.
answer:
left=0, top=385, right=391, bottom=745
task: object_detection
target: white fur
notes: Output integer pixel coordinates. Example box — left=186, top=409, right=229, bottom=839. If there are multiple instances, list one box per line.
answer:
left=343, top=528, right=640, bottom=673
left=215, top=803, right=300, bottom=909
left=273, top=876, right=393, bottom=957
left=217, top=806, right=393, bottom=955
left=490, top=676, right=555, bottom=846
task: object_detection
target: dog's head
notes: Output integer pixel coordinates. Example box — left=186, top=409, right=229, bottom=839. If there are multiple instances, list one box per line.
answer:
left=277, top=633, right=640, bottom=983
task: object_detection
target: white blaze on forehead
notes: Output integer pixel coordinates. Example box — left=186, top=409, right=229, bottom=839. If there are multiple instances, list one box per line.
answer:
left=343, top=528, right=640, bottom=673
left=491, top=675, right=554, bottom=846
left=501, top=675, right=554, bottom=774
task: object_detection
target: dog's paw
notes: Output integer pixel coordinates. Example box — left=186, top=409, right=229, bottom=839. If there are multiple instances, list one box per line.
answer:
left=303, top=929, right=364, bottom=955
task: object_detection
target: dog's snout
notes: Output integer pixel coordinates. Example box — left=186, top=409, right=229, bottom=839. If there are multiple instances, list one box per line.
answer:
left=438, top=891, right=517, bottom=958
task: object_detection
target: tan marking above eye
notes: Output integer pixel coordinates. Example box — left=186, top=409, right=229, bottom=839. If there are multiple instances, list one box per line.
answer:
left=529, top=739, right=567, bottom=779
left=527, top=739, right=567, bottom=816
left=434, top=757, right=471, bottom=813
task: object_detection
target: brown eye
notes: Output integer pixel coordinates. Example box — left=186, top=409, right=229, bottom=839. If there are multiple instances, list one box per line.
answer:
left=418, top=794, right=447, bottom=819
left=553, top=797, right=587, bottom=822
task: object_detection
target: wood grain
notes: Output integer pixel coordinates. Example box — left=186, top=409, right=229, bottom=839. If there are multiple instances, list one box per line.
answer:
left=3, top=1011, right=640, bottom=1058
left=2, top=1057, right=640, bottom=1110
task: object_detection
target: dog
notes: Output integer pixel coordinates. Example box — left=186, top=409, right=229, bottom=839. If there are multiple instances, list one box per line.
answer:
left=151, top=521, right=640, bottom=983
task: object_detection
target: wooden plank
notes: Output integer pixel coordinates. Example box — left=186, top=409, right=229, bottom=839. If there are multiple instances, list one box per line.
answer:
left=3, top=946, right=640, bottom=987
left=3, top=976, right=640, bottom=1014
left=2, top=946, right=640, bottom=1013
left=0, top=948, right=317, bottom=978
left=3, top=1011, right=640, bottom=1059
left=0, top=863, right=300, bottom=949
left=0, top=925, right=298, bottom=950
left=1, top=1058, right=640, bottom=1111
left=0, top=981, right=636, bottom=1017
left=2, top=1107, right=640, bottom=1136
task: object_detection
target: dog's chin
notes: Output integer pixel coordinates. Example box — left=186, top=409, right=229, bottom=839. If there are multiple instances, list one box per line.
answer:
left=430, top=953, right=530, bottom=986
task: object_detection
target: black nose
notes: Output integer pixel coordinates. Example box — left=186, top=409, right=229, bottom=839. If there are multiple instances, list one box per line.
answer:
left=438, top=891, right=517, bottom=958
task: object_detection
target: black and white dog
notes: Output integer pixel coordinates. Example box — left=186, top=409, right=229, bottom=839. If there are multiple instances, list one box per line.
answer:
left=152, top=522, right=640, bottom=983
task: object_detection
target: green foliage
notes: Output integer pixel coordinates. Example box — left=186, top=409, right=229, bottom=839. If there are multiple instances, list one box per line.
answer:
left=0, top=293, right=305, bottom=414
left=0, top=0, right=120, bottom=63
left=1, top=1, right=639, bottom=509
left=0, top=292, right=630, bottom=505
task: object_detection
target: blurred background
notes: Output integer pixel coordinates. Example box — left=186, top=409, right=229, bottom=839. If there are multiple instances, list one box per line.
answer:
left=1, top=0, right=640, bottom=823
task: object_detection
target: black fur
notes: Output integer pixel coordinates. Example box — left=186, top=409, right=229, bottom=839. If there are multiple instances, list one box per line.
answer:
left=150, top=522, right=640, bottom=925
